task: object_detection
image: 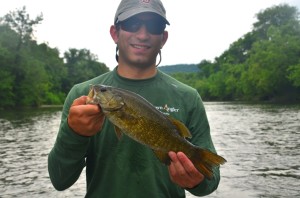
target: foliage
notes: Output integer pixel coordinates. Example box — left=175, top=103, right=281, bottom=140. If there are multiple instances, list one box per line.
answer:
left=0, top=7, right=109, bottom=108
left=1, top=4, right=300, bottom=108
left=288, top=63, right=300, bottom=87
left=172, top=4, right=300, bottom=102
left=62, top=48, right=109, bottom=93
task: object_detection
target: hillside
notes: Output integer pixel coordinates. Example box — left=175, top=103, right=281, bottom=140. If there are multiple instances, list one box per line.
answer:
left=158, top=64, right=200, bottom=74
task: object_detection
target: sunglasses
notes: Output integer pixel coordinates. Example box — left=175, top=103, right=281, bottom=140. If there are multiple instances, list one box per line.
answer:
left=118, top=17, right=166, bottom=35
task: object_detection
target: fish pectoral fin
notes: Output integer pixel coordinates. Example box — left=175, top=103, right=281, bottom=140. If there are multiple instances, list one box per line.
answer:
left=153, top=150, right=171, bottom=165
left=168, top=116, right=192, bottom=138
left=114, top=125, right=123, bottom=140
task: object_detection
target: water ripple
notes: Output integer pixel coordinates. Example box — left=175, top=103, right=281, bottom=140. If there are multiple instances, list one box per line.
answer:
left=1, top=104, right=299, bottom=198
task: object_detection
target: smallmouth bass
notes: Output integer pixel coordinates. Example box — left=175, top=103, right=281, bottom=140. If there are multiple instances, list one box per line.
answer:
left=87, top=84, right=226, bottom=179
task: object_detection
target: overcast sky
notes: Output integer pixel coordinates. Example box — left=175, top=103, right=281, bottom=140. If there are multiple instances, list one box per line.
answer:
left=1, top=0, right=299, bottom=70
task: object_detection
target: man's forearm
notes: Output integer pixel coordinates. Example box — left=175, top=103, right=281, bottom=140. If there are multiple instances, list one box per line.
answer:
left=48, top=120, right=90, bottom=190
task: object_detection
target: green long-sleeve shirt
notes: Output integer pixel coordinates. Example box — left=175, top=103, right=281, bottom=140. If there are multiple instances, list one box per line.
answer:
left=48, top=68, right=221, bottom=197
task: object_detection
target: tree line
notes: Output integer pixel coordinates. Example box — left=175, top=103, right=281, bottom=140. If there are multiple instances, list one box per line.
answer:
left=173, top=4, right=300, bottom=102
left=0, top=7, right=109, bottom=108
left=0, top=5, right=299, bottom=109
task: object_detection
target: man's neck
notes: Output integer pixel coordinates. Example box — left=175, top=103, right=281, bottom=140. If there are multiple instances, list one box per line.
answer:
left=117, top=64, right=157, bottom=79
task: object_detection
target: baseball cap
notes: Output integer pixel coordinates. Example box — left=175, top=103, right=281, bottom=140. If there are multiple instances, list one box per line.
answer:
left=114, top=0, right=170, bottom=25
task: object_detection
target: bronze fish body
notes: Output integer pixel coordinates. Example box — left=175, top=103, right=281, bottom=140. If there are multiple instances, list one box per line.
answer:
left=87, top=84, right=226, bottom=179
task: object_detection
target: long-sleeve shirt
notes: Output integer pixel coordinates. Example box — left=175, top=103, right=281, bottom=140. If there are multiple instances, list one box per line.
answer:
left=48, top=68, right=221, bottom=197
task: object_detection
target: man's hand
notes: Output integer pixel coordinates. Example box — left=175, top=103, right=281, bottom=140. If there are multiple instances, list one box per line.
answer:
left=68, top=96, right=105, bottom=136
left=168, top=151, right=205, bottom=189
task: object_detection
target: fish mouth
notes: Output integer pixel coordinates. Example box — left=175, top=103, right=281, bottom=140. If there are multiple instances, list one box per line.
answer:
left=87, top=85, right=125, bottom=111
left=86, top=86, right=97, bottom=104
left=87, top=84, right=109, bottom=104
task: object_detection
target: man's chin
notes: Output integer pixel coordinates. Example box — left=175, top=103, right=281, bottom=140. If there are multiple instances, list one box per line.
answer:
left=130, top=60, right=156, bottom=68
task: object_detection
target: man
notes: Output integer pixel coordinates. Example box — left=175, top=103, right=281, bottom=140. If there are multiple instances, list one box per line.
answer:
left=48, top=0, right=222, bottom=197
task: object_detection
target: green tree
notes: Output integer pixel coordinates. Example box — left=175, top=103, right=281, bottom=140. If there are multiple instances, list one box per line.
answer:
left=1, top=6, right=43, bottom=52
left=242, top=4, right=300, bottom=100
left=0, top=42, right=15, bottom=107
left=253, top=4, right=299, bottom=40
left=16, top=57, right=49, bottom=106
left=288, top=63, right=300, bottom=87
left=29, top=42, right=67, bottom=104
left=198, top=60, right=214, bottom=78
left=0, top=7, right=51, bottom=107
left=63, top=48, right=109, bottom=93
left=0, top=7, right=111, bottom=108
left=197, top=4, right=300, bottom=101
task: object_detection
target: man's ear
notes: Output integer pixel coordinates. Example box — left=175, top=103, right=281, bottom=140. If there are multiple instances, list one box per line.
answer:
left=110, top=25, right=118, bottom=44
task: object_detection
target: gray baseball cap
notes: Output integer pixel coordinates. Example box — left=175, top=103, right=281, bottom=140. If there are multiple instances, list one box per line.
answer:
left=114, top=0, right=170, bottom=25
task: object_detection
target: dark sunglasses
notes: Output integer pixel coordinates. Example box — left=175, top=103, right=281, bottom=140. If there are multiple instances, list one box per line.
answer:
left=118, top=17, right=166, bottom=35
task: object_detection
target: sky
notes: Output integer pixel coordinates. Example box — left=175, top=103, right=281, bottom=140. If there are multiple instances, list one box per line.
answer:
left=1, top=0, right=299, bottom=70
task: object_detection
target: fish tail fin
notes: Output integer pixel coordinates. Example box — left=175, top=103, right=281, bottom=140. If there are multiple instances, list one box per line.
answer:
left=191, top=148, right=226, bottom=180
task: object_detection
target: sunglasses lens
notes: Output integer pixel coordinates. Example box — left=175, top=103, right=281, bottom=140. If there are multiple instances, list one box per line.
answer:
left=121, top=18, right=141, bottom=32
left=120, top=18, right=165, bottom=35
left=146, top=20, right=166, bottom=35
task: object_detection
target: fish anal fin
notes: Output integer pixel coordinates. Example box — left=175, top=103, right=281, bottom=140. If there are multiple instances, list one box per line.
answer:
left=153, top=150, right=171, bottom=165
left=168, top=116, right=192, bottom=138
left=114, top=125, right=123, bottom=140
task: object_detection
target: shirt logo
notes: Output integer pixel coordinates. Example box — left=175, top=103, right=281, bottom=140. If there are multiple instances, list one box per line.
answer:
left=156, top=104, right=180, bottom=115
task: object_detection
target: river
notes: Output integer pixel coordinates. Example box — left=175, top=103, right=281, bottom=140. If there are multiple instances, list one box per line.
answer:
left=0, top=102, right=299, bottom=198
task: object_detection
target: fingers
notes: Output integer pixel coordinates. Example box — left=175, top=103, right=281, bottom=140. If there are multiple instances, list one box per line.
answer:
left=168, top=151, right=204, bottom=189
left=168, top=151, right=185, bottom=177
left=72, top=96, right=102, bottom=115
left=68, top=96, right=104, bottom=136
left=169, top=152, right=197, bottom=176
left=72, top=96, right=88, bottom=106
left=168, top=152, right=178, bottom=179
left=177, top=152, right=202, bottom=178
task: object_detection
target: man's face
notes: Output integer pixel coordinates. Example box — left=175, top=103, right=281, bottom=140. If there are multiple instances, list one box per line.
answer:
left=112, top=13, right=168, bottom=68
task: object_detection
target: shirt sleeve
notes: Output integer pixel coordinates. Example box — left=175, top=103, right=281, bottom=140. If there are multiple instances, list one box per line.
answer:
left=48, top=85, right=90, bottom=191
left=185, top=90, right=221, bottom=196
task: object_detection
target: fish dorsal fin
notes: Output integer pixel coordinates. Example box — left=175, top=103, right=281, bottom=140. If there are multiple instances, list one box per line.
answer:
left=114, top=125, right=123, bottom=140
left=168, top=116, right=192, bottom=138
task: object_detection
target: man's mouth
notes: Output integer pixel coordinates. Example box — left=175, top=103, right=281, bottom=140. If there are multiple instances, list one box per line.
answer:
left=132, top=44, right=150, bottom=49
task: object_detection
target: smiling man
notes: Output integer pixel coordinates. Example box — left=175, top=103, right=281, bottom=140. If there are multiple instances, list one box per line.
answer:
left=48, top=0, right=223, bottom=197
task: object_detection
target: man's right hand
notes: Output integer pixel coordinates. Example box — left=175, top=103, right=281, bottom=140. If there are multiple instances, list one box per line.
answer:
left=68, top=96, right=105, bottom=137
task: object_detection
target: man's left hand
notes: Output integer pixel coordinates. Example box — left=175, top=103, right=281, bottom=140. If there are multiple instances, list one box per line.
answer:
left=168, top=151, right=204, bottom=189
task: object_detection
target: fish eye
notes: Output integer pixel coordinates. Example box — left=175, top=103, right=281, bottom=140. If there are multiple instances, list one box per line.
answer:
left=100, top=87, right=107, bottom=92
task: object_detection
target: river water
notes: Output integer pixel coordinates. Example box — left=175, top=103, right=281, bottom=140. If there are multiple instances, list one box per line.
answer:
left=0, top=102, right=299, bottom=198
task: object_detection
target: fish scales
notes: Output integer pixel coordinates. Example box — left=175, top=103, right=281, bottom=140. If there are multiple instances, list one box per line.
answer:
left=103, top=87, right=184, bottom=151
left=87, top=84, right=226, bottom=179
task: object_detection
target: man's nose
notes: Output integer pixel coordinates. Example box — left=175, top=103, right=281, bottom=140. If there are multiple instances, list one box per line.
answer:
left=135, top=24, right=150, bottom=38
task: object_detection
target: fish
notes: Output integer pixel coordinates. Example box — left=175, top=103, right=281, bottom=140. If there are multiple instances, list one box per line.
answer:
left=86, top=84, right=226, bottom=179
